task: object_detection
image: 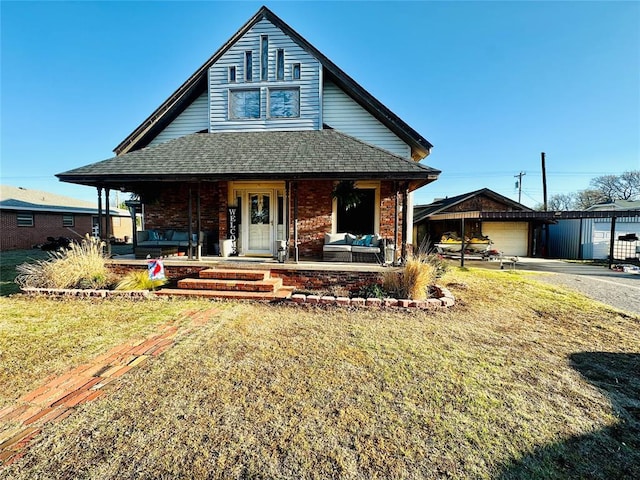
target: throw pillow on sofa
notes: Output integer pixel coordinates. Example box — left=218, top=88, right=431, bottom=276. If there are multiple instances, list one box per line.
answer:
left=172, top=231, right=189, bottom=242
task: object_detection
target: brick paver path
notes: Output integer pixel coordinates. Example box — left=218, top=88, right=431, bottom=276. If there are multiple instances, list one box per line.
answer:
left=0, top=307, right=219, bottom=466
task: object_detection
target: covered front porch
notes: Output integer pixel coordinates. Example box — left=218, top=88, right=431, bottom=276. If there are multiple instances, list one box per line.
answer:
left=57, top=130, right=440, bottom=265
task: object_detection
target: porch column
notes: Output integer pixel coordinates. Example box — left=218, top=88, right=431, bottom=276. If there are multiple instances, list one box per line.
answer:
left=196, top=182, right=202, bottom=260
left=401, top=185, right=409, bottom=261
left=104, top=188, right=111, bottom=256
left=285, top=180, right=291, bottom=258
left=188, top=186, right=193, bottom=259
left=293, top=181, right=299, bottom=263
left=97, top=187, right=103, bottom=239
left=394, top=182, right=399, bottom=266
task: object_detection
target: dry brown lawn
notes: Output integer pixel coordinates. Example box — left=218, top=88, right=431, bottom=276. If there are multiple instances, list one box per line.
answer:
left=1, top=268, right=638, bottom=479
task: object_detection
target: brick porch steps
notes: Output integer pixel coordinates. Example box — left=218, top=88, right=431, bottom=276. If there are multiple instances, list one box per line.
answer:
left=156, top=268, right=295, bottom=300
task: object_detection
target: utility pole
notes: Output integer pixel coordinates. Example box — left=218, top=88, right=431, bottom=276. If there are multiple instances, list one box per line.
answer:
left=514, top=171, right=526, bottom=204
left=541, top=152, right=548, bottom=211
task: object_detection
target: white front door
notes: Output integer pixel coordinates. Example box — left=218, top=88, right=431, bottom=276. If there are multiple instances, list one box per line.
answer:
left=247, top=192, right=272, bottom=254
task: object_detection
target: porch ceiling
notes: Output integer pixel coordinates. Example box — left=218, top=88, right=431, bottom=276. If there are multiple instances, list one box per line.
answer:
left=57, top=130, right=440, bottom=190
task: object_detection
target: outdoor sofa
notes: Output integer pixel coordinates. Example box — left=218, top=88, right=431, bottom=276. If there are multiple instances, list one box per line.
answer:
left=135, top=229, right=203, bottom=258
left=323, top=232, right=384, bottom=263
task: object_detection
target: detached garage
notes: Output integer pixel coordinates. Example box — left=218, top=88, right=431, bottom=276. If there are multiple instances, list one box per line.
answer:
left=482, top=222, right=529, bottom=256
left=413, top=188, right=537, bottom=256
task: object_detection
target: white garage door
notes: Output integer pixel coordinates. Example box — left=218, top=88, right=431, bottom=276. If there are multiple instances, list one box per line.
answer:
left=483, top=222, right=529, bottom=256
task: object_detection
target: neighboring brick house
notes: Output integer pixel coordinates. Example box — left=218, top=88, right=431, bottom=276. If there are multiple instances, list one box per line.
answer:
left=0, top=185, right=131, bottom=251
left=57, top=6, right=439, bottom=260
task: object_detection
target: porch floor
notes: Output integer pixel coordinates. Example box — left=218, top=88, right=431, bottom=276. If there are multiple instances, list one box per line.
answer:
left=107, top=253, right=392, bottom=273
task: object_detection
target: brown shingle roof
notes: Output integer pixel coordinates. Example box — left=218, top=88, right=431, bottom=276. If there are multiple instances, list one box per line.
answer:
left=58, top=131, right=440, bottom=187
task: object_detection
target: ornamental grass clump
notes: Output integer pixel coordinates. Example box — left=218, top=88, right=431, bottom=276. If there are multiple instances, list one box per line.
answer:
left=115, top=270, right=167, bottom=291
left=15, top=235, right=113, bottom=290
left=383, top=253, right=438, bottom=300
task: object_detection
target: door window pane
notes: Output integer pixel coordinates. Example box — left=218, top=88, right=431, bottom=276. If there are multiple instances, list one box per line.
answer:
left=251, top=195, right=269, bottom=225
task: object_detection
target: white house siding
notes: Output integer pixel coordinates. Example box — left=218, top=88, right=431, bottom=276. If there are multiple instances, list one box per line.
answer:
left=209, top=18, right=321, bottom=132
left=322, top=82, right=411, bottom=158
left=148, top=93, right=209, bottom=146
left=483, top=222, right=529, bottom=256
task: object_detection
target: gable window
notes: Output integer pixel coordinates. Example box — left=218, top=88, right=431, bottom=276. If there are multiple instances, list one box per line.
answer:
left=17, top=213, right=34, bottom=227
left=229, top=89, right=260, bottom=119
left=260, top=35, right=268, bottom=81
left=62, top=214, right=74, bottom=227
left=245, top=51, right=253, bottom=82
left=229, top=66, right=236, bottom=83
left=269, top=88, right=299, bottom=118
left=292, top=63, right=301, bottom=80
left=276, top=49, right=284, bottom=80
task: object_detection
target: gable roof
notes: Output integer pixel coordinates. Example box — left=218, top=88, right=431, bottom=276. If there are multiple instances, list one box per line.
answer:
left=585, top=199, right=640, bottom=211
left=113, top=5, right=433, bottom=160
left=414, top=188, right=532, bottom=223
left=0, top=185, right=126, bottom=216
left=58, top=130, right=440, bottom=190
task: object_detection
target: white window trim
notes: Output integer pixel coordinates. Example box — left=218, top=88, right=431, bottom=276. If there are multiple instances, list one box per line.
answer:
left=267, top=87, right=300, bottom=119
left=331, top=181, right=380, bottom=234
left=62, top=214, right=74, bottom=227
left=228, top=88, right=261, bottom=120
left=17, top=212, right=34, bottom=227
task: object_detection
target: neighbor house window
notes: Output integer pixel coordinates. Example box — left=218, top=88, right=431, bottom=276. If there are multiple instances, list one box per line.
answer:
left=245, top=51, right=253, bottom=81
left=276, top=49, right=284, bottom=80
left=229, top=89, right=260, bottom=119
left=269, top=88, right=299, bottom=118
left=292, top=63, right=301, bottom=80
left=62, top=214, right=74, bottom=227
left=228, top=66, right=236, bottom=82
left=260, top=35, right=268, bottom=81
left=17, top=213, right=34, bottom=227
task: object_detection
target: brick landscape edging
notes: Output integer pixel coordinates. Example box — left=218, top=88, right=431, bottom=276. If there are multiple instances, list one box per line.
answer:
left=19, top=285, right=455, bottom=308
left=20, top=287, right=151, bottom=298
left=287, top=285, right=455, bottom=309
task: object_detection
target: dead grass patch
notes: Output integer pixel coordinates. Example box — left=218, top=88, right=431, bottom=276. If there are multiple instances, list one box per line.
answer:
left=2, top=268, right=639, bottom=479
left=0, top=296, right=216, bottom=408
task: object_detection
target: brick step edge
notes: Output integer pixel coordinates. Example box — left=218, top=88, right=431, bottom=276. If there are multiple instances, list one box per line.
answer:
left=288, top=286, right=455, bottom=309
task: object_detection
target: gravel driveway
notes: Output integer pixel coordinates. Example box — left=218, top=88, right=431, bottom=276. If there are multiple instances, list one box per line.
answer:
left=470, top=257, right=640, bottom=317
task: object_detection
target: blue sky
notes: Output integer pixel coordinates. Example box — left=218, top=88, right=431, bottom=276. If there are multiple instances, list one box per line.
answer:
left=1, top=1, right=639, bottom=208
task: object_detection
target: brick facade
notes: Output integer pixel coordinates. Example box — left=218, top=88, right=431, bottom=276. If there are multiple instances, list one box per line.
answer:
left=140, top=179, right=409, bottom=258
left=0, top=211, right=133, bottom=251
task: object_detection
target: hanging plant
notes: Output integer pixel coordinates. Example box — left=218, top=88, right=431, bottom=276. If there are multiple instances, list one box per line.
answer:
left=332, top=180, right=363, bottom=211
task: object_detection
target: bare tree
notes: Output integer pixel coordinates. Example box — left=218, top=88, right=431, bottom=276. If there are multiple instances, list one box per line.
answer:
left=574, top=189, right=608, bottom=210
left=590, top=170, right=640, bottom=201
left=547, top=193, right=575, bottom=211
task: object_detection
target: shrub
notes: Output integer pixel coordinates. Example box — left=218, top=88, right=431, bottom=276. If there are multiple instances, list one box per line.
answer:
left=15, top=235, right=114, bottom=289
left=356, top=283, right=387, bottom=299
left=115, top=270, right=167, bottom=291
left=383, top=254, right=438, bottom=300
